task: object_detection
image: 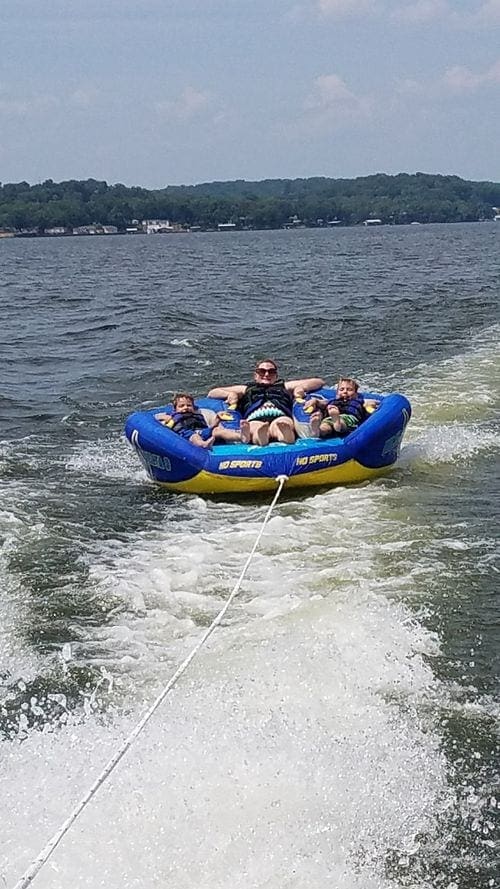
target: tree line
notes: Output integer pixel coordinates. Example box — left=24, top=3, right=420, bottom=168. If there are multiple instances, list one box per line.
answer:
left=0, top=172, right=499, bottom=232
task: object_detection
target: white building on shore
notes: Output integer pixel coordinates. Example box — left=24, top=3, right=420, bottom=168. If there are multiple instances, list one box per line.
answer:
left=143, top=219, right=175, bottom=233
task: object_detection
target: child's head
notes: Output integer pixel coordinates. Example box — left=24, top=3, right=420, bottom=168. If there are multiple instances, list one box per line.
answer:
left=336, top=377, right=359, bottom=400
left=173, top=393, right=196, bottom=413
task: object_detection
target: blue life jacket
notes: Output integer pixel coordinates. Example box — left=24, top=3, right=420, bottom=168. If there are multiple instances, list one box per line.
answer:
left=327, top=394, right=367, bottom=424
left=166, top=410, right=210, bottom=440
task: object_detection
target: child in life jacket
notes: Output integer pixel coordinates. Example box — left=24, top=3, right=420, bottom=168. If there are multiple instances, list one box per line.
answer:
left=302, top=378, right=378, bottom=438
left=155, top=394, right=250, bottom=448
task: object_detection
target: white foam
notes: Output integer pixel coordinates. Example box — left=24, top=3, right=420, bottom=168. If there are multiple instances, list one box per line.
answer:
left=0, top=508, right=46, bottom=686
left=401, top=423, right=499, bottom=466
left=402, top=323, right=500, bottom=420
left=1, top=593, right=449, bottom=889
left=65, top=435, right=146, bottom=481
left=170, top=337, right=195, bottom=347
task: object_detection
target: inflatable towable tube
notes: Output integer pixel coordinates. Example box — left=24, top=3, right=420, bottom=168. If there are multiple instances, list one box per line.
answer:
left=125, top=389, right=411, bottom=495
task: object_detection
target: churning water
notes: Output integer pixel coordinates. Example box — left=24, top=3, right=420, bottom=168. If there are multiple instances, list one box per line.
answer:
left=1, top=225, right=498, bottom=888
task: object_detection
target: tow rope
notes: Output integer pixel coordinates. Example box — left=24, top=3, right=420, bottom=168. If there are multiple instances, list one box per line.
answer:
left=12, top=474, right=289, bottom=889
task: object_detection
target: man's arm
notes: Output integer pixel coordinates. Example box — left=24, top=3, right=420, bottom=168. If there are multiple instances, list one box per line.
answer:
left=285, top=376, right=325, bottom=394
left=207, top=384, right=247, bottom=399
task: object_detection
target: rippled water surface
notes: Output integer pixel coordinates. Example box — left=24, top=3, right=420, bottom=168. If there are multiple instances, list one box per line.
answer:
left=1, top=225, right=499, bottom=889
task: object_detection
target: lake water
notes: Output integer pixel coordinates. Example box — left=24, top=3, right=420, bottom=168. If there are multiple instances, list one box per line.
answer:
left=1, top=225, right=499, bottom=889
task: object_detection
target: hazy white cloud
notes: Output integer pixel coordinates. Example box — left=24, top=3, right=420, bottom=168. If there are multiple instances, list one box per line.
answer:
left=392, top=0, right=448, bottom=24
left=395, top=77, right=426, bottom=97
left=69, top=86, right=102, bottom=109
left=395, top=59, right=500, bottom=102
left=315, top=0, right=500, bottom=26
left=0, top=97, right=29, bottom=115
left=307, top=73, right=356, bottom=106
left=393, top=0, right=500, bottom=26
left=283, top=2, right=310, bottom=22
left=0, top=84, right=107, bottom=117
left=155, top=85, right=215, bottom=122
left=317, top=0, right=380, bottom=17
left=475, top=0, right=500, bottom=22
left=442, top=60, right=500, bottom=94
left=0, top=91, right=58, bottom=116
left=304, top=73, right=371, bottom=122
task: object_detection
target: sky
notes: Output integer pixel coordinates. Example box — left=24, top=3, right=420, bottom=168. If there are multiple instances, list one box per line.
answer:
left=0, top=0, right=499, bottom=188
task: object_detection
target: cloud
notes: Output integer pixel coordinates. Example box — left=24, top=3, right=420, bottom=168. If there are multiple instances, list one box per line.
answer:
left=155, top=85, right=215, bottom=122
left=307, top=73, right=357, bottom=107
left=314, top=0, right=500, bottom=26
left=392, top=0, right=448, bottom=24
left=395, top=0, right=500, bottom=27
left=441, top=60, right=500, bottom=94
left=304, top=73, right=371, bottom=124
left=69, top=86, right=102, bottom=109
left=0, top=97, right=29, bottom=115
left=391, top=0, right=500, bottom=27
left=0, top=83, right=107, bottom=118
left=475, top=0, right=500, bottom=22
left=395, top=78, right=426, bottom=97
left=0, top=90, right=58, bottom=116
left=316, top=0, right=380, bottom=17
left=395, top=59, right=500, bottom=102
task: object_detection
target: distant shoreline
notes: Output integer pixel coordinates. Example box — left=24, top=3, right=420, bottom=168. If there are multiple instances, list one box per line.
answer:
left=1, top=172, right=499, bottom=235
left=2, top=218, right=500, bottom=241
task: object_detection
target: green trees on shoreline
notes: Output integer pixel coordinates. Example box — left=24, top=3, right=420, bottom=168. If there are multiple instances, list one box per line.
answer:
left=1, top=172, right=499, bottom=233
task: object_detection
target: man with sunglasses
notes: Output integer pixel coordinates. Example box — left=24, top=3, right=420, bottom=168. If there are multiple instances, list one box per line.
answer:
left=208, top=360, right=324, bottom=445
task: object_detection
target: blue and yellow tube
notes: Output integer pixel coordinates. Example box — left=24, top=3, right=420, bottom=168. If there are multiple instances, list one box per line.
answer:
left=125, top=390, right=411, bottom=495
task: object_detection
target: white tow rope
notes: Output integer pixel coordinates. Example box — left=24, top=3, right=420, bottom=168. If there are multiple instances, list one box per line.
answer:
left=12, top=474, right=289, bottom=889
